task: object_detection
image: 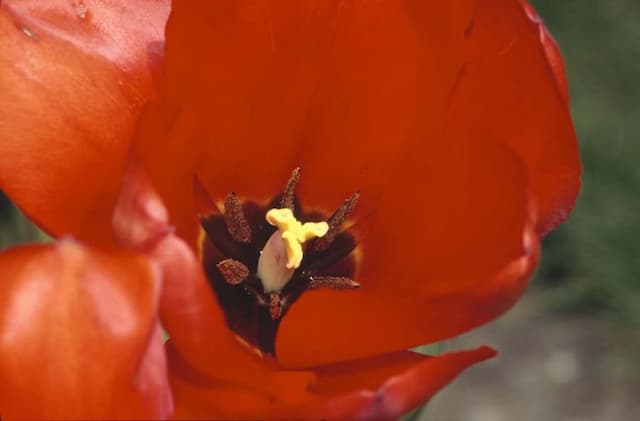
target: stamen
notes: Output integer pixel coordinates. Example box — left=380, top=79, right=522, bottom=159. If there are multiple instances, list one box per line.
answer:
left=240, top=285, right=289, bottom=320
left=269, top=293, right=286, bottom=320
left=280, top=167, right=301, bottom=210
left=224, top=192, right=251, bottom=243
left=216, top=258, right=250, bottom=285
left=198, top=167, right=362, bottom=355
left=309, top=276, right=360, bottom=290
left=314, top=192, right=360, bottom=252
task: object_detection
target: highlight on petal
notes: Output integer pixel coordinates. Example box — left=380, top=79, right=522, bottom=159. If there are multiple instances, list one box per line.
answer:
left=0, top=0, right=170, bottom=243
left=0, top=240, right=172, bottom=419
left=168, top=344, right=495, bottom=419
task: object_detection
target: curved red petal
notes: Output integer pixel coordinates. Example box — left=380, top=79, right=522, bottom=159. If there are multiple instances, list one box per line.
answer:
left=136, top=0, right=578, bottom=368
left=168, top=344, right=494, bottom=419
left=0, top=0, right=170, bottom=243
left=112, top=160, right=317, bottom=394
left=167, top=342, right=316, bottom=420
left=153, top=234, right=292, bottom=385
left=112, top=155, right=173, bottom=252
left=449, top=0, right=580, bottom=234
left=278, top=138, right=538, bottom=366
left=302, top=346, right=496, bottom=418
left=139, top=0, right=578, bottom=238
left=0, top=240, right=172, bottom=419
left=136, top=1, right=466, bottom=244
left=517, top=0, right=569, bottom=104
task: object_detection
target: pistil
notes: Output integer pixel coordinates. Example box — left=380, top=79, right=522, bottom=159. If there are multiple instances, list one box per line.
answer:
left=257, top=208, right=329, bottom=293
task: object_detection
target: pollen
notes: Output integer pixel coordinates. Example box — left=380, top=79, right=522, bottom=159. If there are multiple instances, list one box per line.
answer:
left=265, top=208, right=329, bottom=269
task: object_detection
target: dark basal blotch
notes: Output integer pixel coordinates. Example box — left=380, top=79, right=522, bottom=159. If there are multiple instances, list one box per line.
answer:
left=198, top=168, right=360, bottom=355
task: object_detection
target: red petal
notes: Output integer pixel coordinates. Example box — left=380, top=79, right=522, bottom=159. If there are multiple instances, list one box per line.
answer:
left=138, top=0, right=578, bottom=239
left=302, top=346, right=496, bottom=418
left=168, top=345, right=494, bottom=419
left=153, top=234, right=289, bottom=385
left=167, top=342, right=316, bottom=419
left=112, top=155, right=173, bottom=252
left=0, top=0, right=169, bottom=243
left=517, top=0, right=569, bottom=103
left=112, top=159, right=316, bottom=394
left=448, top=0, right=580, bottom=234
left=135, top=0, right=578, bottom=367
left=278, top=138, right=538, bottom=366
left=136, top=1, right=473, bottom=244
left=0, top=240, right=172, bottom=419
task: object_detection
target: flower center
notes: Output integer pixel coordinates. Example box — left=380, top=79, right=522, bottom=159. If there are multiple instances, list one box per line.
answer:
left=198, top=168, right=360, bottom=355
left=257, top=207, right=329, bottom=293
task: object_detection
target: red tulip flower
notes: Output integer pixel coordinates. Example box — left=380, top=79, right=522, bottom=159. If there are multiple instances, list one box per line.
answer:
left=0, top=0, right=580, bottom=419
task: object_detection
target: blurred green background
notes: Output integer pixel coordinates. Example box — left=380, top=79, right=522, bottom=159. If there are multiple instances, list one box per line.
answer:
left=1, top=0, right=638, bottom=419
left=533, top=0, right=640, bottom=333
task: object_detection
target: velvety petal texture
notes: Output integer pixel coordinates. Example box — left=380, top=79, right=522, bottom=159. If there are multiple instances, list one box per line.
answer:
left=134, top=0, right=579, bottom=368
left=0, top=240, right=172, bottom=419
left=0, top=0, right=170, bottom=243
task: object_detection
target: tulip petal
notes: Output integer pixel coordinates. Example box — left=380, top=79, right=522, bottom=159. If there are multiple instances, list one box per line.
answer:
left=135, top=0, right=578, bottom=367
left=280, top=236, right=537, bottom=366
left=136, top=1, right=473, bottom=243
left=153, top=233, right=315, bottom=394
left=302, top=346, right=496, bottom=419
left=167, top=342, right=317, bottom=420
left=276, top=135, right=538, bottom=366
left=447, top=0, right=580, bottom=235
left=168, top=345, right=494, bottom=419
left=0, top=0, right=170, bottom=243
left=0, top=240, right=172, bottom=419
left=139, top=0, right=578, bottom=240
left=112, top=155, right=173, bottom=252
left=112, top=157, right=316, bottom=394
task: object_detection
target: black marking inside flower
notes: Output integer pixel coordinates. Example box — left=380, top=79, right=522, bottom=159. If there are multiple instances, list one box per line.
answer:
left=198, top=169, right=360, bottom=355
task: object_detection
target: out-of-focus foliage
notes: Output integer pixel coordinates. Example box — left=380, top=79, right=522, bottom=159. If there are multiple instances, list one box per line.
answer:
left=0, top=192, right=48, bottom=248
left=532, top=0, right=640, bottom=329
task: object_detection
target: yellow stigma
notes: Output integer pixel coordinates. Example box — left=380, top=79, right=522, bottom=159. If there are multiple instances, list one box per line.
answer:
left=265, top=208, right=329, bottom=269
